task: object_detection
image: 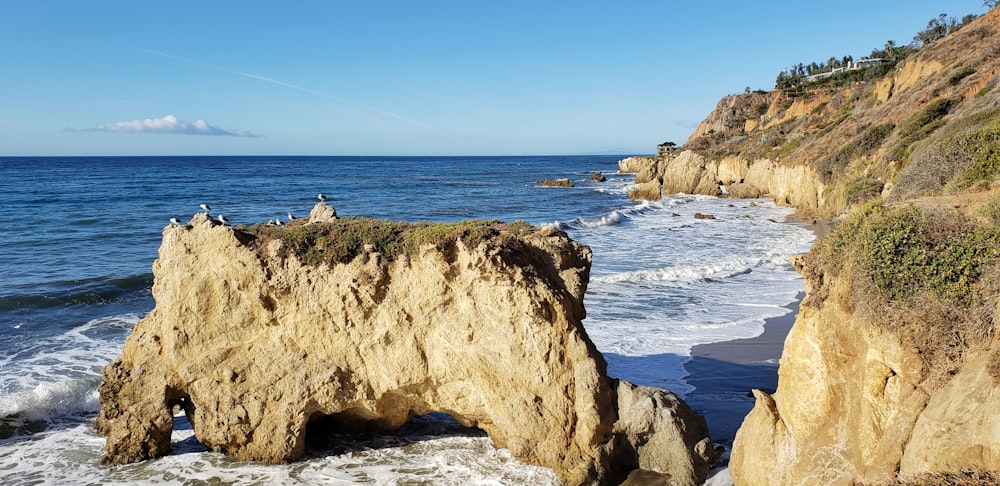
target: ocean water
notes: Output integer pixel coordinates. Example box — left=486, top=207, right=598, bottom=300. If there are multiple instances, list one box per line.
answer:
left=0, top=156, right=813, bottom=485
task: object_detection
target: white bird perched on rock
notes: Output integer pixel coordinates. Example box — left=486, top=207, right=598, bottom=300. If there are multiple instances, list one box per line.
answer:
left=287, top=212, right=296, bottom=221
left=200, top=203, right=212, bottom=213
left=217, top=214, right=229, bottom=225
left=169, top=217, right=182, bottom=226
left=275, top=219, right=284, bottom=226
left=317, top=193, right=327, bottom=203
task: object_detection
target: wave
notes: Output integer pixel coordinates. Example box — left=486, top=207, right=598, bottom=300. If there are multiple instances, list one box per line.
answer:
left=0, top=377, right=101, bottom=423
left=592, top=256, right=772, bottom=286
left=0, top=274, right=152, bottom=311
left=551, top=200, right=663, bottom=230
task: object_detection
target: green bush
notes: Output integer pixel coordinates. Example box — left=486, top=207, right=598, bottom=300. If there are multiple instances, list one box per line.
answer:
left=891, top=107, right=1000, bottom=200
left=979, top=196, right=1000, bottom=225
left=826, top=202, right=1000, bottom=305
left=817, top=122, right=895, bottom=182
left=845, top=177, right=884, bottom=205
left=255, top=218, right=535, bottom=266
left=951, top=124, right=1000, bottom=190
left=897, top=98, right=959, bottom=148
left=949, top=66, right=976, bottom=86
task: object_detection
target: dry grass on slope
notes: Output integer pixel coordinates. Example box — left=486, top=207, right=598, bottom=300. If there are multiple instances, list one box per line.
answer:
left=805, top=199, right=1000, bottom=388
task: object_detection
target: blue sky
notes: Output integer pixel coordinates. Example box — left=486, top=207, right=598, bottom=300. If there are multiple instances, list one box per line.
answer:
left=0, top=1, right=990, bottom=156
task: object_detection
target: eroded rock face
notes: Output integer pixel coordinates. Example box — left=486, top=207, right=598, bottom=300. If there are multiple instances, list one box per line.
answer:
left=730, top=252, right=1000, bottom=485
left=95, top=210, right=717, bottom=485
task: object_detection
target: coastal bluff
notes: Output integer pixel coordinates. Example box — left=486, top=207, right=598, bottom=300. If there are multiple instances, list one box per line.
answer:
left=94, top=208, right=717, bottom=485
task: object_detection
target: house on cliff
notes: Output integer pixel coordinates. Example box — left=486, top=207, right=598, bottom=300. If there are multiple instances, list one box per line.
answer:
left=804, top=57, right=885, bottom=82
left=657, top=141, right=679, bottom=155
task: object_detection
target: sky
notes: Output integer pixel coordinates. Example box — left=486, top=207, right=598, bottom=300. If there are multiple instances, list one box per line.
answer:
left=0, top=1, right=991, bottom=156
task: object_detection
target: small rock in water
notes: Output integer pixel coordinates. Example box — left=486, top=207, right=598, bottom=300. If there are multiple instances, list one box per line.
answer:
left=538, top=178, right=575, bottom=188
left=693, top=213, right=716, bottom=220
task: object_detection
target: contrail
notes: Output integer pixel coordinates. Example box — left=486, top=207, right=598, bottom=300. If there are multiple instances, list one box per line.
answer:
left=141, top=48, right=443, bottom=133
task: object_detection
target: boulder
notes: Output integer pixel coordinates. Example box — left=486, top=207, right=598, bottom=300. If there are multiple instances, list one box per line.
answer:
left=95, top=214, right=717, bottom=485
left=308, top=202, right=337, bottom=223
left=629, top=181, right=662, bottom=201
left=539, top=178, right=575, bottom=188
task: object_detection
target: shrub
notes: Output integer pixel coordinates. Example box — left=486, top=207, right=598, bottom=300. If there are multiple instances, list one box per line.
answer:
left=817, top=122, right=895, bottom=182
left=897, top=98, right=959, bottom=148
left=248, top=218, right=535, bottom=266
left=978, top=196, right=1000, bottom=225
left=844, top=177, right=884, bottom=205
left=949, top=66, right=976, bottom=86
left=950, top=125, right=1000, bottom=190
left=814, top=202, right=1000, bottom=385
left=824, top=202, right=1000, bottom=305
left=892, top=106, right=1000, bottom=200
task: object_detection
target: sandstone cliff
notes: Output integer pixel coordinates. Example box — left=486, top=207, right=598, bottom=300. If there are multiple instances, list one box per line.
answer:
left=95, top=208, right=717, bottom=485
left=627, top=8, right=1000, bottom=219
left=618, top=7, right=1000, bottom=485
left=730, top=199, right=1000, bottom=485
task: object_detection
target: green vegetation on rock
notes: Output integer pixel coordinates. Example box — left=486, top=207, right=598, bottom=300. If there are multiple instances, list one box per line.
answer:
left=818, top=122, right=895, bottom=182
left=894, top=106, right=1000, bottom=199
left=809, top=201, right=1000, bottom=381
left=826, top=202, right=999, bottom=305
left=250, top=218, right=536, bottom=266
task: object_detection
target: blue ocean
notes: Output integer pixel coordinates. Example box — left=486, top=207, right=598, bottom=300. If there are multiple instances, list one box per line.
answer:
left=0, top=156, right=812, bottom=484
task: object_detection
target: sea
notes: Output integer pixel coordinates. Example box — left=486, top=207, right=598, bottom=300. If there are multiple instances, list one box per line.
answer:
left=0, top=155, right=813, bottom=485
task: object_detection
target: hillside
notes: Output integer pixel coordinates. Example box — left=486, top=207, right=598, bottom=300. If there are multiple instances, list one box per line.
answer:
left=631, top=8, right=1000, bottom=219
left=627, top=8, right=1000, bottom=485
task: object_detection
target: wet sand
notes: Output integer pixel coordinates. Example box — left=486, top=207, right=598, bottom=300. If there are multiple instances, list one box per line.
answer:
left=683, top=293, right=802, bottom=448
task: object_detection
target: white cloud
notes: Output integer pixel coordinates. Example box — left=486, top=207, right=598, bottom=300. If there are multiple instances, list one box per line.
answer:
left=68, top=115, right=261, bottom=138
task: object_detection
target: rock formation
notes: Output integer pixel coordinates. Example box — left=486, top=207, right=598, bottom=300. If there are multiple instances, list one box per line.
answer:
left=612, top=8, right=1000, bottom=485
left=539, top=178, right=575, bottom=188
left=95, top=207, right=717, bottom=485
left=730, top=202, right=1000, bottom=484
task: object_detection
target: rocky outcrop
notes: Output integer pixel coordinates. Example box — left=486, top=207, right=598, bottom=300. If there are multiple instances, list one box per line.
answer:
left=95, top=208, right=717, bottom=485
left=686, top=92, right=772, bottom=142
left=539, top=178, right=575, bottom=188
left=629, top=150, right=828, bottom=209
left=617, top=156, right=658, bottom=174
left=730, top=203, right=1000, bottom=484
left=729, top=258, right=930, bottom=484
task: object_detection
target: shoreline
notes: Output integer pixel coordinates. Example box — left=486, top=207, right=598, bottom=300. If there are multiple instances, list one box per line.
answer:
left=682, top=294, right=801, bottom=448
left=681, top=215, right=824, bottom=476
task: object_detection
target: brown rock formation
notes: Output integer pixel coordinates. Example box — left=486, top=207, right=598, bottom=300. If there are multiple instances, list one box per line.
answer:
left=539, top=178, right=575, bottom=188
left=95, top=208, right=717, bottom=485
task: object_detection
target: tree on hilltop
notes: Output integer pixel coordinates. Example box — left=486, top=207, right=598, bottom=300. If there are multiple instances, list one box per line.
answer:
left=884, top=40, right=896, bottom=59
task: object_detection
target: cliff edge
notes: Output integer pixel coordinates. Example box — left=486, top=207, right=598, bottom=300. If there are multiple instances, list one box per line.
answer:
left=619, top=7, right=1000, bottom=484
left=624, top=8, right=1000, bottom=219
left=94, top=207, right=717, bottom=485
left=730, top=199, right=1000, bottom=484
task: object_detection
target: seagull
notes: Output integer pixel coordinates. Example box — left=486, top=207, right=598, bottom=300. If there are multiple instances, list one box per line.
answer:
left=317, top=193, right=327, bottom=203
left=169, top=217, right=182, bottom=226
left=275, top=219, right=284, bottom=226
left=287, top=212, right=297, bottom=221
left=217, top=214, right=229, bottom=225
left=200, top=203, right=212, bottom=213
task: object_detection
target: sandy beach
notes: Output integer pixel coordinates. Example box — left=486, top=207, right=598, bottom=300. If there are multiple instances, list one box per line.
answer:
left=683, top=293, right=802, bottom=448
